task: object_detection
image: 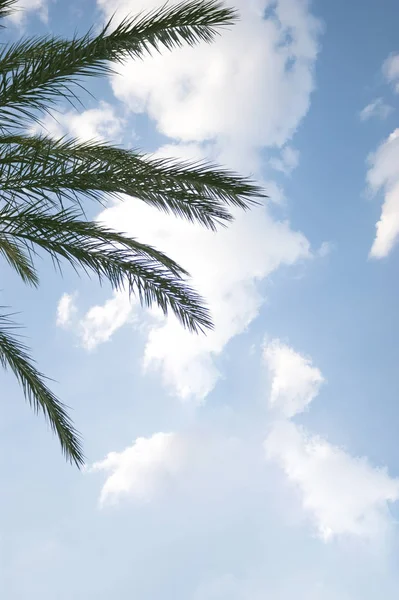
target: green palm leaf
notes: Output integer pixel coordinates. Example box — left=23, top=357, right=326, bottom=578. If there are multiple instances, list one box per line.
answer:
left=0, top=134, right=263, bottom=228
left=0, top=1, right=263, bottom=466
left=0, top=203, right=212, bottom=333
left=0, top=312, right=84, bottom=466
left=0, top=235, right=38, bottom=285
left=0, top=0, right=18, bottom=21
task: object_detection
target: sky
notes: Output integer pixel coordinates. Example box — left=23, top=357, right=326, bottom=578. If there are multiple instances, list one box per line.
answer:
left=2, top=0, right=399, bottom=598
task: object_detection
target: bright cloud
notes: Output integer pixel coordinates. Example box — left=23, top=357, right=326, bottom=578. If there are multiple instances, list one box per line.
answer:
left=367, top=128, right=399, bottom=258
left=80, top=291, right=136, bottom=351
left=91, top=432, right=185, bottom=505
left=263, top=339, right=324, bottom=418
left=360, top=98, right=393, bottom=121
left=264, top=339, right=399, bottom=540
left=56, top=289, right=137, bottom=349
left=8, top=0, right=48, bottom=26
left=31, top=102, right=125, bottom=143
left=265, top=420, right=399, bottom=540
left=102, top=0, right=321, bottom=166
left=383, top=53, right=399, bottom=93
left=56, top=293, right=78, bottom=328
left=91, top=430, right=252, bottom=507
left=70, top=0, right=321, bottom=400
left=92, top=337, right=399, bottom=542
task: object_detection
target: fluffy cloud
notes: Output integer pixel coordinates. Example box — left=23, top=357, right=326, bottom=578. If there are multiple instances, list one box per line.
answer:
left=8, top=0, right=48, bottom=26
left=55, top=289, right=137, bottom=350
left=265, top=420, right=399, bottom=540
left=367, top=129, right=399, bottom=258
left=80, top=291, right=136, bottom=351
left=264, top=340, right=399, bottom=540
left=263, top=339, right=324, bottom=418
left=92, top=338, right=399, bottom=541
left=102, top=0, right=320, bottom=169
left=70, top=0, right=321, bottom=400
left=91, top=430, right=253, bottom=507
left=383, top=53, right=399, bottom=93
left=359, top=98, right=393, bottom=122
left=56, top=292, right=78, bottom=328
left=88, top=326, right=399, bottom=542
left=91, top=432, right=185, bottom=505
left=364, top=54, right=399, bottom=258
left=31, top=102, right=125, bottom=143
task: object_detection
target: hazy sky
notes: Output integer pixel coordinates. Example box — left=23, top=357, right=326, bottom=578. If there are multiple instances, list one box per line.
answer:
left=2, top=0, right=399, bottom=598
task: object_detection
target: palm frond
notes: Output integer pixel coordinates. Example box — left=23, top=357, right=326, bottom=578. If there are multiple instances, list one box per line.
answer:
left=0, top=0, right=18, bottom=21
left=0, top=36, right=66, bottom=72
left=0, top=234, right=38, bottom=285
left=0, top=2, right=262, bottom=467
left=0, top=134, right=264, bottom=228
left=0, top=204, right=213, bottom=333
left=0, top=1, right=236, bottom=125
left=0, top=312, right=84, bottom=466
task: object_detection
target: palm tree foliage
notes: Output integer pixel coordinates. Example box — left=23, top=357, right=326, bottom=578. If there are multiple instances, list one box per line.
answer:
left=0, top=0, right=264, bottom=467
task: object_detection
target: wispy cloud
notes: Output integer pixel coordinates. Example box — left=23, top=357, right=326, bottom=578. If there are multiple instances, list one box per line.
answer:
left=269, top=146, right=300, bottom=175
left=80, top=291, right=136, bottom=351
left=8, top=0, right=49, bottom=27
left=383, top=53, right=399, bottom=93
left=56, top=292, right=78, bottom=329
left=30, top=102, right=125, bottom=143
left=263, top=339, right=324, bottom=418
left=264, top=340, right=399, bottom=540
left=367, top=129, right=399, bottom=258
left=360, top=98, right=393, bottom=122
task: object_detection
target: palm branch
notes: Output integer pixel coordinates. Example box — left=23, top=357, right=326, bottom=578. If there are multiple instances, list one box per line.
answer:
left=0, top=0, right=264, bottom=466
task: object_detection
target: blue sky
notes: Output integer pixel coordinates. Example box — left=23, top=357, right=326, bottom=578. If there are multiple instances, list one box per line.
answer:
left=2, top=0, right=399, bottom=598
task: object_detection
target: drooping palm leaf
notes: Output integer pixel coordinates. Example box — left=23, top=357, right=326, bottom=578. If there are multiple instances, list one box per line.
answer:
left=0, top=134, right=263, bottom=228
left=0, top=1, right=263, bottom=466
left=0, top=235, right=38, bottom=285
left=0, top=204, right=213, bottom=333
left=0, top=312, right=84, bottom=465
left=0, top=0, right=18, bottom=21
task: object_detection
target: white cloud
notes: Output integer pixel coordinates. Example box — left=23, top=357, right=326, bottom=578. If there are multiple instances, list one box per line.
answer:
left=263, top=339, right=324, bottom=418
left=264, top=339, right=399, bottom=540
left=359, top=98, right=393, bottom=122
left=367, top=129, right=399, bottom=258
left=265, top=420, right=399, bottom=540
left=91, top=430, right=252, bottom=507
left=314, top=240, right=332, bottom=259
left=91, top=432, right=185, bottom=505
left=8, top=0, right=48, bottom=26
left=103, top=0, right=320, bottom=166
left=56, top=292, right=78, bottom=329
left=57, top=289, right=137, bottom=350
left=383, top=53, right=399, bottom=93
left=92, top=338, right=399, bottom=542
left=31, top=102, right=125, bottom=143
left=364, top=55, right=399, bottom=258
left=80, top=291, right=136, bottom=351
left=270, top=146, right=300, bottom=175
left=73, top=0, right=321, bottom=400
